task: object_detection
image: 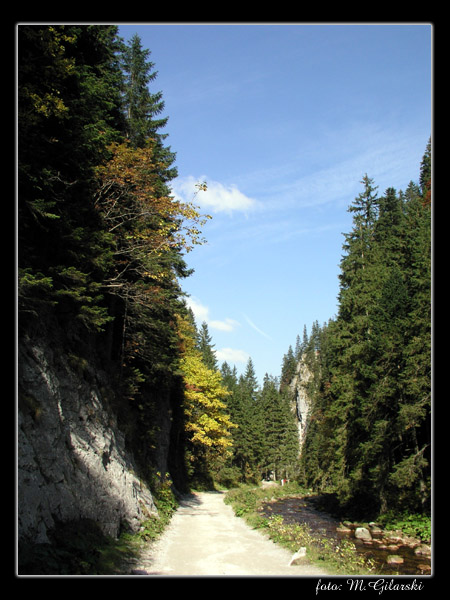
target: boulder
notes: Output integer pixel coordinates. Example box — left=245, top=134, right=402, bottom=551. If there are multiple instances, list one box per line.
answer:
left=261, top=480, right=278, bottom=489
left=336, top=525, right=352, bottom=535
left=387, top=555, right=404, bottom=565
left=418, top=563, right=431, bottom=574
left=289, top=547, right=307, bottom=566
left=385, top=534, right=404, bottom=545
left=369, top=524, right=383, bottom=537
left=355, top=527, right=372, bottom=541
left=414, top=544, right=431, bottom=556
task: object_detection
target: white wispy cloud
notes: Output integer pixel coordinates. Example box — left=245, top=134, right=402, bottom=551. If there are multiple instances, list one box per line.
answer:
left=215, top=347, right=250, bottom=364
left=236, top=122, right=427, bottom=212
left=209, top=318, right=240, bottom=332
left=243, top=314, right=272, bottom=340
left=172, top=175, right=257, bottom=215
left=185, top=297, right=209, bottom=323
left=185, top=297, right=240, bottom=333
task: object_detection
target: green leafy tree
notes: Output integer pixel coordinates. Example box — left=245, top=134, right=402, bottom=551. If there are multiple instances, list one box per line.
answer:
left=176, top=315, right=236, bottom=487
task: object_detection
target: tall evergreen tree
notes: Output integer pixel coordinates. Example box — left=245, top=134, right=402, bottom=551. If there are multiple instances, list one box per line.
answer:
left=220, top=362, right=238, bottom=389
left=260, top=375, right=299, bottom=480
left=18, top=25, right=125, bottom=331
left=121, top=33, right=177, bottom=190
left=221, top=358, right=263, bottom=482
left=299, top=143, right=431, bottom=516
left=196, top=321, right=218, bottom=371
left=242, top=358, right=259, bottom=397
left=280, top=345, right=296, bottom=393
left=419, top=137, right=431, bottom=200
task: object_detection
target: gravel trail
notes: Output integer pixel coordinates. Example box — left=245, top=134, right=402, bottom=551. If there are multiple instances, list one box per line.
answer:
left=129, top=490, right=330, bottom=577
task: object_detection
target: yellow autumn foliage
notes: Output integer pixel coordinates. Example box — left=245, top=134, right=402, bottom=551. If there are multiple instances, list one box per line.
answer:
left=181, top=351, right=237, bottom=450
left=178, top=315, right=237, bottom=453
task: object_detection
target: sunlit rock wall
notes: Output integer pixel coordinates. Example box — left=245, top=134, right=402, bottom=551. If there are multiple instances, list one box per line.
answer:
left=18, top=338, right=156, bottom=544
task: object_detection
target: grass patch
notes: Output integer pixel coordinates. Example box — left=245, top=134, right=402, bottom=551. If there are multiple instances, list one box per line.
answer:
left=225, top=483, right=376, bottom=576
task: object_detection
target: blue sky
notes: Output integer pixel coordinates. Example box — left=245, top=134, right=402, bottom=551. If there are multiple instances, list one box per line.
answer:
left=119, top=23, right=432, bottom=385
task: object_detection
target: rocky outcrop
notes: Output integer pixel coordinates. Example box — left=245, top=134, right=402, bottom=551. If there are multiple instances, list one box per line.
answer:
left=336, top=521, right=431, bottom=572
left=18, top=336, right=157, bottom=545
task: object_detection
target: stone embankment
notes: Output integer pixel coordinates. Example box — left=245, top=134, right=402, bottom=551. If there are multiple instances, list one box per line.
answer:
left=336, top=522, right=431, bottom=573
left=261, top=495, right=431, bottom=575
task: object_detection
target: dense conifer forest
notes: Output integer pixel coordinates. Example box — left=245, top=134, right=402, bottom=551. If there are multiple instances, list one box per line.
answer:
left=18, top=25, right=431, bottom=521
left=292, top=159, right=432, bottom=518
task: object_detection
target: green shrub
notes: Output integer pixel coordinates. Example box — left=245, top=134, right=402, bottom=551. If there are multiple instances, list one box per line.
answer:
left=379, top=512, right=431, bottom=542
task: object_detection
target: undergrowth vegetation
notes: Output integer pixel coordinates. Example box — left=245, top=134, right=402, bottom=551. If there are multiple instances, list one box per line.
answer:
left=378, top=512, right=431, bottom=543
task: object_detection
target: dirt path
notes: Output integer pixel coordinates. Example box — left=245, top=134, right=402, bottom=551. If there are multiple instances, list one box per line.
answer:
left=129, top=491, right=330, bottom=577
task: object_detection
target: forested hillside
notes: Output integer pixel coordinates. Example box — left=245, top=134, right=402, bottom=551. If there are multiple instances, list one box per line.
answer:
left=18, top=25, right=431, bottom=533
left=18, top=25, right=219, bottom=495
left=281, top=147, right=432, bottom=519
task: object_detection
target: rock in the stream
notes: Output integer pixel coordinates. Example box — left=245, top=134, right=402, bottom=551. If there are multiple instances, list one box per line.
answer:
left=369, top=524, right=383, bottom=537
left=414, top=544, right=431, bottom=556
left=354, top=527, right=372, bottom=541
left=418, top=563, right=431, bottom=574
left=261, top=480, right=278, bottom=489
left=386, top=555, right=404, bottom=565
left=336, top=525, right=352, bottom=535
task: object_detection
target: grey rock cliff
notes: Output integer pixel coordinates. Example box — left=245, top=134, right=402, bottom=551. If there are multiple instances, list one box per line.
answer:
left=18, top=337, right=157, bottom=544
left=289, top=356, right=313, bottom=447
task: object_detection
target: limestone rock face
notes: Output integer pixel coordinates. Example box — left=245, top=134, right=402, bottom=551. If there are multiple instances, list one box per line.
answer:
left=18, top=338, right=157, bottom=544
left=289, top=356, right=313, bottom=447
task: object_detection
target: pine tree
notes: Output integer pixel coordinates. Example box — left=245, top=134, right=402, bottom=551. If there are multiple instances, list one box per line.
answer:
left=121, top=34, right=177, bottom=190
left=18, top=25, right=125, bottom=330
left=280, top=345, right=296, bottom=393
left=196, top=321, right=218, bottom=371
left=294, top=334, right=302, bottom=362
left=299, top=143, right=431, bottom=515
left=222, top=358, right=263, bottom=482
left=260, top=375, right=299, bottom=480
left=242, top=358, right=259, bottom=397
left=220, top=362, right=239, bottom=396
left=393, top=177, right=431, bottom=510
left=419, top=137, right=431, bottom=200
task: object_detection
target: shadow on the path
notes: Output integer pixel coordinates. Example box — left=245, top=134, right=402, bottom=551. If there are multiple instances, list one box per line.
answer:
left=177, top=490, right=224, bottom=509
left=178, top=493, right=203, bottom=509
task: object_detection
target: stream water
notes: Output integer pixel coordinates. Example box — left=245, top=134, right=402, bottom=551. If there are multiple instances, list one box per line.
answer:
left=261, top=495, right=431, bottom=575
